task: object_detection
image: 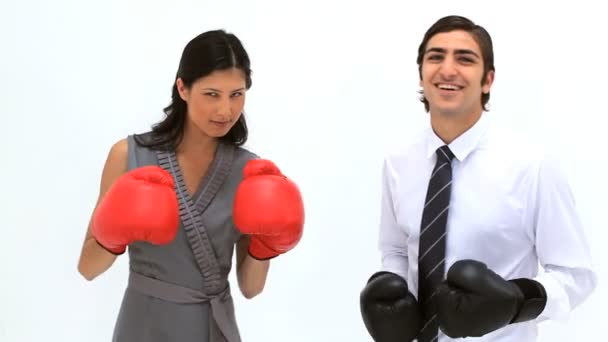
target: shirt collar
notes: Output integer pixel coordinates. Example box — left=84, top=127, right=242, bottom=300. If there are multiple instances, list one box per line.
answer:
left=426, top=113, right=491, bottom=162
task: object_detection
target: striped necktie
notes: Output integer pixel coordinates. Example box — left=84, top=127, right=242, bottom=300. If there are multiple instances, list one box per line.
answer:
left=417, top=145, right=455, bottom=342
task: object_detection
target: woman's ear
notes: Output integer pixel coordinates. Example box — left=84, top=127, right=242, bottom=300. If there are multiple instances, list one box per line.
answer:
left=176, top=78, right=189, bottom=101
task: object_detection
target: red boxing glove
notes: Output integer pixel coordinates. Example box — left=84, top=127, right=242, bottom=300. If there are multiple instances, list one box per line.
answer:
left=233, top=159, right=305, bottom=260
left=92, top=166, right=180, bottom=255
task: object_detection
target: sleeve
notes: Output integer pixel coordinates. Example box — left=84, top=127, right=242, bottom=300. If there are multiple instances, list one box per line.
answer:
left=378, top=157, right=409, bottom=281
left=529, top=154, right=598, bottom=322
left=126, top=134, right=137, bottom=171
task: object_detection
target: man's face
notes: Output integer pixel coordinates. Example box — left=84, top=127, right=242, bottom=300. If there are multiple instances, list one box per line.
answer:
left=420, top=30, right=494, bottom=118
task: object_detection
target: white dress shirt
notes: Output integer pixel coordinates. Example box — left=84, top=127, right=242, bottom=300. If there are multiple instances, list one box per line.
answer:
left=379, top=113, right=597, bottom=341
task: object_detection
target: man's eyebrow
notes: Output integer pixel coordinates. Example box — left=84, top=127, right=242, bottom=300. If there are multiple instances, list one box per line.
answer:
left=424, top=47, right=481, bottom=59
left=424, top=47, right=446, bottom=55
left=454, top=49, right=480, bottom=59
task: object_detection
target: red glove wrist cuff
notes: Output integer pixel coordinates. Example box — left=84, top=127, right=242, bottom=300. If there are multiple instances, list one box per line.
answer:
left=248, top=237, right=279, bottom=260
left=95, top=239, right=126, bottom=255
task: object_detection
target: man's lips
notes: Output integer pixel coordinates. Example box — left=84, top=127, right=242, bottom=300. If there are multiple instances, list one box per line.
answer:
left=435, top=83, right=464, bottom=91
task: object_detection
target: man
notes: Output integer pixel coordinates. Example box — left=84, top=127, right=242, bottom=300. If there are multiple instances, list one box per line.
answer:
left=359, top=15, right=597, bottom=342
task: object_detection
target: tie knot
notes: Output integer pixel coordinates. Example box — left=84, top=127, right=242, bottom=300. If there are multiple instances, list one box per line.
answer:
left=436, top=145, right=455, bottom=163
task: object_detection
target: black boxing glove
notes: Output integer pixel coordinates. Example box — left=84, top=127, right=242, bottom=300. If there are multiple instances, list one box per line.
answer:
left=359, top=271, right=422, bottom=342
left=435, top=259, right=547, bottom=338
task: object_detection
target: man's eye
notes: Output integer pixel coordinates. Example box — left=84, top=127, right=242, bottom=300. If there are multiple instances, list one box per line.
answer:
left=205, top=92, right=218, bottom=97
left=231, top=92, right=242, bottom=97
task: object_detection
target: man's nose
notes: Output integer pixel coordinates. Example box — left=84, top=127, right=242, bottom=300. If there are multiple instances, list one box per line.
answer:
left=439, top=56, right=458, bottom=78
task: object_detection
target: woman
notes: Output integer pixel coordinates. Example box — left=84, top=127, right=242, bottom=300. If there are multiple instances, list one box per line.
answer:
left=77, top=29, right=305, bottom=342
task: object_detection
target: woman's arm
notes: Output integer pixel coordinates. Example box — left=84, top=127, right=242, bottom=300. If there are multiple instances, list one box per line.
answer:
left=236, top=235, right=270, bottom=299
left=77, top=139, right=128, bottom=281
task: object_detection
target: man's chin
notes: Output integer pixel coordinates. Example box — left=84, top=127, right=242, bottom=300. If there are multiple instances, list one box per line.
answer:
left=431, top=106, right=463, bottom=117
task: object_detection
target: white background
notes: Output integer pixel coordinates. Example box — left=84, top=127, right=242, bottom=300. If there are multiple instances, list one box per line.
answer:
left=1, top=0, right=605, bottom=341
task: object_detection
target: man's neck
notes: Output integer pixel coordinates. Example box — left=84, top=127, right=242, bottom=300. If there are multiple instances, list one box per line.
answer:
left=430, top=109, right=483, bottom=144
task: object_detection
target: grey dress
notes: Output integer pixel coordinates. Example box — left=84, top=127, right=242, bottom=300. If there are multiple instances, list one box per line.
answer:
left=111, top=133, right=257, bottom=342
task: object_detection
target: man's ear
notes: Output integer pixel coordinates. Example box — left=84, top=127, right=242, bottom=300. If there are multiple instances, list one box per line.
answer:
left=482, top=70, right=495, bottom=94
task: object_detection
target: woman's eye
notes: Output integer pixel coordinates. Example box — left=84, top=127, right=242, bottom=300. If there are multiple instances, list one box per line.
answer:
left=231, top=92, right=242, bottom=98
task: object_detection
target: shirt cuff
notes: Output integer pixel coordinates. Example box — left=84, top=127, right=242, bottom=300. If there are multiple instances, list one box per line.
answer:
left=533, top=271, right=571, bottom=322
left=380, top=254, right=408, bottom=282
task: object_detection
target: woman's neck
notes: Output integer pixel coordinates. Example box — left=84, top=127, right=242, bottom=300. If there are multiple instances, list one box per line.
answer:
left=176, top=123, right=218, bottom=158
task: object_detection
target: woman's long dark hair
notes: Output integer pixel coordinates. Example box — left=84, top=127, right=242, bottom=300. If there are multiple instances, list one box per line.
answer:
left=135, top=29, right=252, bottom=150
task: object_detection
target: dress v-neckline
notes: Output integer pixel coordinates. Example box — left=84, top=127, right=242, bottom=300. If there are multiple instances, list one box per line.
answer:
left=155, top=141, right=235, bottom=219
left=174, top=152, right=218, bottom=205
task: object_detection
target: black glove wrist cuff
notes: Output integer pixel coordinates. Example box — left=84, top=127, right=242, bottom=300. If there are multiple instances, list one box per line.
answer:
left=509, top=278, right=547, bottom=323
left=366, top=271, right=397, bottom=284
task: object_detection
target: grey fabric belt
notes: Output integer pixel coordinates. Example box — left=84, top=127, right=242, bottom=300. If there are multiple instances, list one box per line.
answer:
left=128, top=271, right=241, bottom=342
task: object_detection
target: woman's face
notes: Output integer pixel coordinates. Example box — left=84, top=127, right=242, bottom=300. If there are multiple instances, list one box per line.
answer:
left=177, top=68, right=247, bottom=139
